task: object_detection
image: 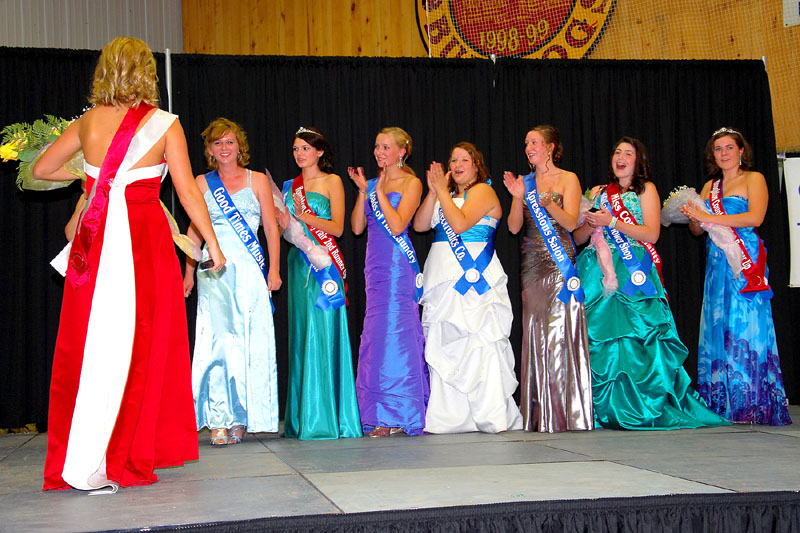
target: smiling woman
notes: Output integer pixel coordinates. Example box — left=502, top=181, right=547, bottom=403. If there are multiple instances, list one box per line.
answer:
left=414, top=142, right=522, bottom=434
left=503, top=125, right=593, bottom=434
left=574, top=136, right=730, bottom=430
left=183, top=117, right=282, bottom=446
left=683, top=128, right=792, bottom=426
left=348, top=126, right=428, bottom=438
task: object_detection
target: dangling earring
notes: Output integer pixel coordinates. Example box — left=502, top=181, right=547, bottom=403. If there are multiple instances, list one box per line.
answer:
left=739, top=155, right=742, bottom=167
left=397, top=158, right=404, bottom=169
left=237, top=152, right=243, bottom=162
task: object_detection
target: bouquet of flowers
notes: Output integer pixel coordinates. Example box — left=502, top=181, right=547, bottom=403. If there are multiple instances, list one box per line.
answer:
left=0, top=115, right=84, bottom=191
left=266, top=170, right=331, bottom=270
left=578, top=190, right=618, bottom=297
left=2, top=114, right=202, bottom=264
left=661, top=185, right=742, bottom=277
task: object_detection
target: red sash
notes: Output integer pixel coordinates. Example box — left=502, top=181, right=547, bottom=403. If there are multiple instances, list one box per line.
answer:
left=291, top=175, right=348, bottom=299
left=67, top=103, right=153, bottom=288
left=708, top=178, right=770, bottom=295
left=606, top=182, right=666, bottom=289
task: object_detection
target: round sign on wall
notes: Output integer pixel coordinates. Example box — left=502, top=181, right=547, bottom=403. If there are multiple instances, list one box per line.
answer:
left=416, top=0, right=616, bottom=59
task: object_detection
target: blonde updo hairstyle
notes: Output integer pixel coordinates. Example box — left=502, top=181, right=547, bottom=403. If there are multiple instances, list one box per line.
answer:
left=89, top=36, right=159, bottom=108
left=201, top=118, right=251, bottom=170
left=379, top=126, right=416, bottom=176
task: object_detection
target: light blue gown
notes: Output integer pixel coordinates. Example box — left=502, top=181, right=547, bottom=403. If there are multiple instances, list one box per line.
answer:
left=192, top=171, right=278, bottom=433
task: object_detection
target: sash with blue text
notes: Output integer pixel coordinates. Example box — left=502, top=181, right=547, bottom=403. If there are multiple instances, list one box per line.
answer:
left=205, top=171, right=274, bottom=312
left=367, top=178, right=423, bottom=301
left=523, top=173, right=584, bottom=303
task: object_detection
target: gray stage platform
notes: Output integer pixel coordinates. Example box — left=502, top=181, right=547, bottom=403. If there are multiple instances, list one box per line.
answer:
left=1, top=405, right=798, bottom=532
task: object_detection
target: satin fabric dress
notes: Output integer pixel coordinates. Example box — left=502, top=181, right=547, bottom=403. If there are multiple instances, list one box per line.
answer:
left=283, top=190, right=362, bottom=439
left=698, top=195, right=791, bottom=425
left=421, top=198, right=523, bottom=434
left=577, top=190, right=729, bottom=430
left=44, top=109, right=198, bottom=490
left=356, top=191, right=429, bottom=435
left=192, top=172, right=278, bottom=434
left=519, top=193, right=593, bottom=433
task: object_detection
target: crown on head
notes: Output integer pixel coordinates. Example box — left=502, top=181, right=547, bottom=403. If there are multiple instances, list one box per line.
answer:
left=713, top=127, right=739, bottom=137
left=295, top=126, right=317, bottom=136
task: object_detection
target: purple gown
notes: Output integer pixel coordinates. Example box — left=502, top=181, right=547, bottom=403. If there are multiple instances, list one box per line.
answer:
left=356, top=191, right=429, bottom=435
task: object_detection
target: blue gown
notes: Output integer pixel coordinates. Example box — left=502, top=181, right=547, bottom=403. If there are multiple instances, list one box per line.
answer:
left=283, top=190, right=362, bottom=439
left=356, top=191, right=428, bottom=435
left=698, top=195, right=791, bottom=425
left=192, top=173, right=278, bottom=433
left=577, top=190, right=729, bottom=430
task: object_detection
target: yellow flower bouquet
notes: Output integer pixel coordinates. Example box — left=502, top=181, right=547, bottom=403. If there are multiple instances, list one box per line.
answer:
left=2, top=114, right=200, bottom=260
left=0, top=115, right=84, bottom=191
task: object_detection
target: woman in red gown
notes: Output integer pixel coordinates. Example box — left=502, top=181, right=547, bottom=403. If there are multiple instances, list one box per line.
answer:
left=33, top=36, right=225, bottom=492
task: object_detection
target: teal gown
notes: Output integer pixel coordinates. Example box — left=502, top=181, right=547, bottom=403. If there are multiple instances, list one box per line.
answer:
left=283, top=190, right=362, bottom=439
left=576, top=189, right=730, bottom=430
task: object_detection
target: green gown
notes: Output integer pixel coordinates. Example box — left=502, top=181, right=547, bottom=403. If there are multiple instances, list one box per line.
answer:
left=283, top=190, right=362, bottom=439
left=576, top=190, right=729, bottom=430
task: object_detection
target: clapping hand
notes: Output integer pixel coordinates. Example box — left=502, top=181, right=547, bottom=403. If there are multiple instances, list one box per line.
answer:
left=348, top=166, right=367, bottom=194
left=427, top=161, right=448, bottom=195
left=503, top=171, right=525, bottom=199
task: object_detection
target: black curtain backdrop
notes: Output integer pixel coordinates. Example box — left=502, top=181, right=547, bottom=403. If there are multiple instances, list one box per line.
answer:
left=1, top=47, right=796, bottom=429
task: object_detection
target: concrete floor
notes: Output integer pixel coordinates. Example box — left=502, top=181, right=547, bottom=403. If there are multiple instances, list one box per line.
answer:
left=1, top=406, right=798, bottom=532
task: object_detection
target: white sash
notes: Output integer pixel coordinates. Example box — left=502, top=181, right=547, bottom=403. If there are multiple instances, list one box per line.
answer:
left=62, top=110, right=176, bottom=491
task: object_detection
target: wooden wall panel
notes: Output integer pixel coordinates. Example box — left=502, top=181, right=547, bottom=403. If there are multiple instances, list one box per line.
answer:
left=182, top=0, right=798, bottom=150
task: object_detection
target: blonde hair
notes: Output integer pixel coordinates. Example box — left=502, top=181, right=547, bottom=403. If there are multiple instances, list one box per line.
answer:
left=202, top=118, right=250, bottom=170
left=379, top=126, right=415, bottom=176
left=89, top=36, right=159, bottom=108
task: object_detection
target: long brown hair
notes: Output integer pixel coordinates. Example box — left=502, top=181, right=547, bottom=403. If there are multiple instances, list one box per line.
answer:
left=704, top=127, right=753, bottom=179
left=447, top=142, right=490, bottom=194
left=293, top=126, right=335, bottom=174
left=607, top=136, right=652, bottom=195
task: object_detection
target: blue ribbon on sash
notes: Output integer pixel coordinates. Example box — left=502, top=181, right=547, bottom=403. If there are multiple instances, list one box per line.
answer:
left=601, top=196, right=657, bottom=297
left=367, top=179, right=423, bottom=302
left=522, top=173, right=584, bottom=304
left=206, top=171, right=274, bottom=313
left=282, top=179, right=345, bottom=311
left=435, top=204, right=493, bottom=296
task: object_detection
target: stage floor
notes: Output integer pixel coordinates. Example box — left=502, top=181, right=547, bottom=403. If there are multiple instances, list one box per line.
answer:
left=1, top=405, right=798, bottom=532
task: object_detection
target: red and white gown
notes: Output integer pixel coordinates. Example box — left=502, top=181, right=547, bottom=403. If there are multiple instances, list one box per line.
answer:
left=43, top=109, right=198, bottom=491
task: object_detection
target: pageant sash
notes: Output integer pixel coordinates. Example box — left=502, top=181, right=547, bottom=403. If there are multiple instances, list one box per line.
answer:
left=436, top=204, right=493, bottom=295
left=523, top=173, right=584, bottom=304
left=282, top=178, right=346, bottom=310
left=709, top=178, right=772, bottom=299
left=367, top=178, right=423, bottom=302
left=288, top=176, right=348, bottom=291
left=67, top=103, right=153, bottom=288
left=601, top=194, right=658, bottom=297
left=606, top=182, right=666, bottom=290
left=205, top=171, right=274, bottom=313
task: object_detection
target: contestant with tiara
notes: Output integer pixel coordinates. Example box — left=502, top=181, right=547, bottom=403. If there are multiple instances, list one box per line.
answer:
left=680, top=128, right=791, bottom=425
left=575, top=137, right=729, bottom=430
left=348, top=127, right=428, bottom=438
left=35, top=36, right=225, bottom=491
left=183, top=118, right=281, bottom=445
left=503, top=125, right=593, bottom=433
left=414, top=142, right=522, bottom=434
left=280, top=126, right=362, bottom=439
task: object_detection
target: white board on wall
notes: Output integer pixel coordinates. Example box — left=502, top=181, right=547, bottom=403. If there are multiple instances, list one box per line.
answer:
left=785, top=0, right=800, bottom=27
left=784, top=158, right=800, bottom=286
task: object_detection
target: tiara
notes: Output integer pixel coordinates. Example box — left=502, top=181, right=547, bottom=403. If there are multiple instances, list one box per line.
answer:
left=713, top=127, right=739, bottom=136
left=295, top=126, right=317, bottom=136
